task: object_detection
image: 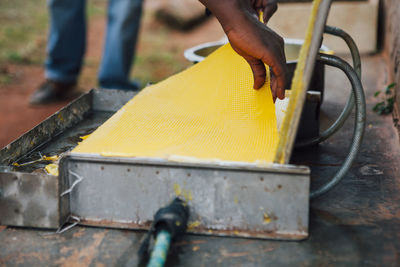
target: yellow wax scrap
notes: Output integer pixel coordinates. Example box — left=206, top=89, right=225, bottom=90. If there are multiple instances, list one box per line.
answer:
left=263, top=212, right=271, bottom=224
left=183, top=189, right=193, bottom=201
left=43, top=155, right=59, bottom=161
left=173, top=184, right=182, bottom=196
left=188, top=221, right=201, bottom=230
left=12, top=154, right=59, bottom=168
left=73, top=44, right=278, bottom=163
left=80, top=134, right=90, bottom=140
left=45, top=163, right=59, bottom=176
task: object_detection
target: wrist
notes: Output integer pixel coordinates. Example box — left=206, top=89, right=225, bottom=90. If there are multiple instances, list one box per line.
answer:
left=200, top=0, right=251, bottom=33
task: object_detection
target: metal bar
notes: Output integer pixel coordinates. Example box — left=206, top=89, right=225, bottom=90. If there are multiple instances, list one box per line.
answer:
left=274, top=0, right=333, bottom=163
left=63, top=153, right=310, bottom=175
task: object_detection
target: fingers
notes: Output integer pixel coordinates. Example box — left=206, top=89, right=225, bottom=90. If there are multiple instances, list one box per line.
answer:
left=262, top=0, right=277, bottom=23
left=250, top=0, right=277, bottom=23
left=262, top=39, right=287, bottom=99
left=270, top=69, right=278, bottom=100
left=245, top=57, right=284, bottom=102
left=265, top=58, right=286, bottom=100
left=270, top=65, right=286, bottom=100
left=245, top=58, right=266, bottom=90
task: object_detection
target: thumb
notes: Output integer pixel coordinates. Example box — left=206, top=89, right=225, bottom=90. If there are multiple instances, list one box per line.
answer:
left=246, top=58, right=266, bottom=90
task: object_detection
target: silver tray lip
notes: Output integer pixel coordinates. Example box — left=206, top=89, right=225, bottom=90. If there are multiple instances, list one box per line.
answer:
left=183, top=38, right=331, bottom=64
left=64, top=152, right=310, bottom=175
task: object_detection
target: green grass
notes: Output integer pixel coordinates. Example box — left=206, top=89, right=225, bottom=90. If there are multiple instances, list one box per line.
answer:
left=0, top=0, right=107, bottom=65
left=0, top=0, right=190, bottom=88
left=0, top=0, right=48, bottom=64
left=132, top=10, right=190, bottom=86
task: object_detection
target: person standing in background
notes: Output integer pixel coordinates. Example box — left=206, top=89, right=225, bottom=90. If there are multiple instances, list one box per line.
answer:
left=30, top=0, right=143, bottom=105
left=31, top=0, right=286, bottom=105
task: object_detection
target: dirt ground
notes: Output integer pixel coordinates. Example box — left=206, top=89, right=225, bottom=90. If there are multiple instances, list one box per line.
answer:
left=0, top=1, right=224, bottom=148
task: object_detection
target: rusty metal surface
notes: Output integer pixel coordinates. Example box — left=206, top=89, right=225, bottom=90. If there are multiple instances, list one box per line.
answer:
left=1, top=88, right=136, bottom=170
left=91, top=88, right=135, bottom=112
left=0, top=55, right=399, bottom=265
left=61, top=155, right=310, bottom=240
left=0, top=111, right=115, bottom=229
left=0, top=93, right=91, bottom=166
left=0, top=89, right=136, bottom=229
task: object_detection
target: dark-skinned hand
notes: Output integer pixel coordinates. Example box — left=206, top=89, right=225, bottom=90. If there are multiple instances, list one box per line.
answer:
left=250, top=0, right=278, bottom=23
left=200, top=0, right=287, bottom=100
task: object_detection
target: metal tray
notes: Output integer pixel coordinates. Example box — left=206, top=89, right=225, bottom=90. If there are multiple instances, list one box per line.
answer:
left=0, top=88, right=310, bottom=240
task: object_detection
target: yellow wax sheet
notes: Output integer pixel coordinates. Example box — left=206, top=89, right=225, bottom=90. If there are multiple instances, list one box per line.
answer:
left=73, top=44, right=279, bottom=163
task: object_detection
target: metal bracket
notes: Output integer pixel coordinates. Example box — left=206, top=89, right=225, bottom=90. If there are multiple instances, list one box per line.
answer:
left=56, top=215, right=80, bottom=234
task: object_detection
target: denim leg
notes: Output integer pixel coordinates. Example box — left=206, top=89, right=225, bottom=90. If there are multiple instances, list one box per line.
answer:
left=98, top=0, right=143, bottom=90
left=45, top=0, right=86, bottom=83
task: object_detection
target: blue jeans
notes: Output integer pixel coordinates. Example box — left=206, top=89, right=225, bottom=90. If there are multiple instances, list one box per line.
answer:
left=45, top=0, right=143, bottom=90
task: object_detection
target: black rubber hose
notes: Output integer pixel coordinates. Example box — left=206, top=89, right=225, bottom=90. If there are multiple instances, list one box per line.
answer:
left=296, top=25, right=361, bottom=148
left=310, top=53, right=366, bottom=199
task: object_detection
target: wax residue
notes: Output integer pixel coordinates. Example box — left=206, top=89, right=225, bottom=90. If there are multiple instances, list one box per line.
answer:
left=45, top=163, right=59, bottom=176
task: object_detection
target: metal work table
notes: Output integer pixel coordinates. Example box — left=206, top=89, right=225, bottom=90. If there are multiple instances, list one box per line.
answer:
left=1, top=54, right=399, bottom=266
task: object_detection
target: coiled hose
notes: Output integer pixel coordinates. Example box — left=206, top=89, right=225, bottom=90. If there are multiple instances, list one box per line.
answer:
left=296, top=25, right=361, bottom=148
left=310, top=53, right=366, bottom=199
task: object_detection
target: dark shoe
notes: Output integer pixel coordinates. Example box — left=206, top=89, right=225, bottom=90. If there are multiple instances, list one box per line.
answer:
left=29, top=79, right=78, bottom=105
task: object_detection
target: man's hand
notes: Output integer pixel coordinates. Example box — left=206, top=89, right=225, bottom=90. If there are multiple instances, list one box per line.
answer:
left=200, top=0, right=286, bottom=100
left=250, top=0, right=278, bottom=23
